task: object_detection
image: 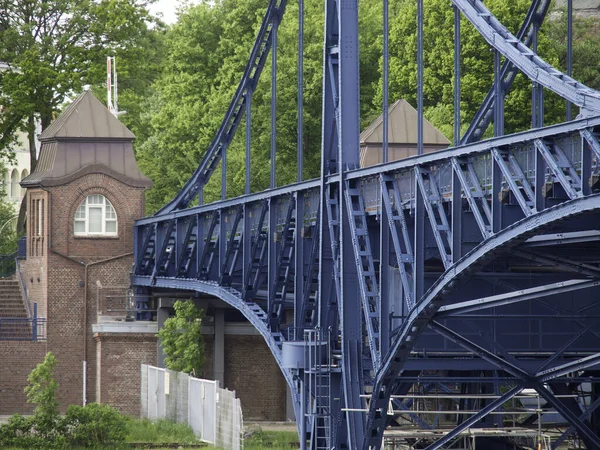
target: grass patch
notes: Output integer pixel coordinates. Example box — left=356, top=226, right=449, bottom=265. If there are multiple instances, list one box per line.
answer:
left=244, top=430, right=299, bottom=449
left=126, top=419, right=199, bottom=444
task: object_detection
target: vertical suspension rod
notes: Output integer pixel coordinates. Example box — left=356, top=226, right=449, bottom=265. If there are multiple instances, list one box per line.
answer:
left=494, top=50, right=504, bottom=137
left=297, top=0, right=304, bottom=182
left=454, top=6, right=461, bottom=146
left=222, top=138, right=227, bottom=200
left=566, top=0, right=573, bottom=121
left=271, top=15, right=279, bottom=189
left=383, top=0, right=389, bottom=163
left=246, top=90, right=252, bottom=195
left=417, top=0, right=424, bottom=155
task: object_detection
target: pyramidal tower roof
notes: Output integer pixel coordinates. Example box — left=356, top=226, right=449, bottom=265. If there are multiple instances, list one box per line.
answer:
left=40, top=89, right=135, bottom=141
left=360, top=99, right=450, bottom=145
left=22, top=90, right=151, bottom=188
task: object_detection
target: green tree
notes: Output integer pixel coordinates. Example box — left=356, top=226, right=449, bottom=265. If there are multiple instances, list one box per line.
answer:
left=137, top=0, right=328, bottom=212
left=24, top=352, right=60, bottom=438
left=0, top=0, right=159, bottom=171
left=157, top=300, right=205, bottom=377
left=378, top=0, right=600, bottom=142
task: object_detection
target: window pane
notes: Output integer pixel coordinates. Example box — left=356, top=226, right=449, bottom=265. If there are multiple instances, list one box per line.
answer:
left=89, top=195, right=102, bottom=205
left=106, top=202, right=116, bottom=219
left=75, top=204, right=86, bottom=219
left=106, top=220, right=117, bottom=233
left=89, top=207, right=102, bottom=233
left=74, top=220, right=85, bottom=233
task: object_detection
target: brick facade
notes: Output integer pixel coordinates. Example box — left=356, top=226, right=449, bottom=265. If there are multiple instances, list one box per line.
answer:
left=8, top=171, right=157, bottom=416
left=95, top=333, right=157, bottom=416
left=3, top=91, right=289, bottom=422
left=0, top=341, right=48, bottom=414
left=224, top=335, right=287, bottom=421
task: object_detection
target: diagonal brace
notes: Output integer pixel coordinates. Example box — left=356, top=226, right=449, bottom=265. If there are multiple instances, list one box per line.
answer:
left=436, top=279, right=600, bottom=317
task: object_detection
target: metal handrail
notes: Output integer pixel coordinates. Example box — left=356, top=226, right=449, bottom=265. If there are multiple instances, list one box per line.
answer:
left=15, top=258, right=32, bottom=318
left=0, top=316, right=47, bottom=341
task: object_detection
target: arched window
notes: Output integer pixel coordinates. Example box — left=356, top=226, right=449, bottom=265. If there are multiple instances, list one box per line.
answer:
left=20, top=169, right=28, bottom=200
left=74, top=194, right=118, bottom=236
left=10, top=169, right=19, bottom=200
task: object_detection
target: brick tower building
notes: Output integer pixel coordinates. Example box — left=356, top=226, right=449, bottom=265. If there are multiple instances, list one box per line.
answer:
left=0, top=90, right=289, bottom=421
left=14, top=90, right=157, bottom=414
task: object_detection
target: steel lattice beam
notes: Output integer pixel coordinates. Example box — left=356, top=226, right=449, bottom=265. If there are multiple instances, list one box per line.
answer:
left=130, top=0, right=600, bottom=446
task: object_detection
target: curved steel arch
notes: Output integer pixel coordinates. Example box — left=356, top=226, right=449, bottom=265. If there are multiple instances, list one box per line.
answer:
left=461, top=0, right=552, bottom=144
left=134, top=276, right=301, bottom=420
left=157, top=0, right=289, bottom=214
left=453, top=0, right=600, bottom=115
left=365, top=193, right=600, bottom=449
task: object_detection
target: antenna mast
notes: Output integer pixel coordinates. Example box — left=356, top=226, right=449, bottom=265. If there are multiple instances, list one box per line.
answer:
left=107, top=56, right=125, bottom=117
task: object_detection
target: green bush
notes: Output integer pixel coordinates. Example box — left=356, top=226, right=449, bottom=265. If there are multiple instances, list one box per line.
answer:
left=0, top=413, right=67, bottom=449
left=64, top=403, right=128, bottom=446
left=0, top=353, right=127, bottom=449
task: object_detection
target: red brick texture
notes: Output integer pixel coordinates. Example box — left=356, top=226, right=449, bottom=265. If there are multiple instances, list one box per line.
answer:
left=0, top=341, right=48, bottom=414
left=224, top=335, right=287, bottom=421
left=6, top=170, right=289, bottom=421
left=94, top=333, right=157, bottom=416
left=9, top=171, right=151, bottom=416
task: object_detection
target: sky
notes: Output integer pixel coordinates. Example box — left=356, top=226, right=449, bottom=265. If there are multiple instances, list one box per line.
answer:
left=148, top=0, right=201, bottom=25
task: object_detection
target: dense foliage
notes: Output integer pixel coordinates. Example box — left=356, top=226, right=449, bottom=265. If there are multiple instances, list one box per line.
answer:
left=0, top=0, right=164, bottom=171
left=2, top=0, right=599, bottom=215
left=137, top=0, right=600, bottom=213
left=157, top=300, right=205, bottom=377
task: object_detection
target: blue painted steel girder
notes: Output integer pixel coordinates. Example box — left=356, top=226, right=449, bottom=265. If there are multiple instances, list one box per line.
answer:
left=130, top=0, right=600, bottom=445
left=134, top=119, right=600, bottom=448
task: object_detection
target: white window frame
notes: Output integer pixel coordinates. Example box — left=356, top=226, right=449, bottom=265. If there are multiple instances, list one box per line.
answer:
left=74, top=194, right=118, bottom=237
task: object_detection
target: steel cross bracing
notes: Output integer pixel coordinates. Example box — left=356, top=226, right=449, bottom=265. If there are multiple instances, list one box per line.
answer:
left=134, top=117, right=600, bottom=448
left=131, top=0, right=600, bottom=448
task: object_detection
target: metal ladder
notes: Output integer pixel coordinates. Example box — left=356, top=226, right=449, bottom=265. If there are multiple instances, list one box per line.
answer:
left=305, top=329, right=331, bottom=450
left=243, top=201, right=269, bottom=300
left=300, top=210, right=320, bottom=329
left=137, top=224, right=156, bottom=275
left=156, top=221, right=176, bottom=276
left=176, top=219, right=198, bottom=278
left=491, top=148, right=537, bottom=217
left=343, top=178, right=380, bottom=369
left=415, top=167, right=453, bottom=270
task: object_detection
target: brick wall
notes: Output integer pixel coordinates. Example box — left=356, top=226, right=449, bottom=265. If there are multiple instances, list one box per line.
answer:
left=19, top=257, right=48, bottom=318
left=0, top=341, right=48, bottom=414
left=224, top=335, right=287, bottom=421
left=95, top=333, right=157, bottom=416
left=48, top=173, right=144, bottom=259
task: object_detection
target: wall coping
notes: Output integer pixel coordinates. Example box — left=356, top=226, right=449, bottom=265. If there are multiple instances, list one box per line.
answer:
left=92, top=321, right=158, bottom=335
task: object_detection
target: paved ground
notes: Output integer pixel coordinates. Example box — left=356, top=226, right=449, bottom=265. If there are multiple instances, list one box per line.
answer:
left=245, top=421, right=297, bottom=432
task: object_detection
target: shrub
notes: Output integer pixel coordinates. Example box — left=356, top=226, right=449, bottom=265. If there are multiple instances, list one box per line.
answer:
left=25, top=352, right=61, bottom=439
left=0, top=413, right=68, bottom=449
left=64, top=402, right=128, bottom=446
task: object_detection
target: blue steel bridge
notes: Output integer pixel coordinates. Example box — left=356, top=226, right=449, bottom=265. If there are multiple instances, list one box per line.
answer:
left=131, top=0, right=600, bottom=448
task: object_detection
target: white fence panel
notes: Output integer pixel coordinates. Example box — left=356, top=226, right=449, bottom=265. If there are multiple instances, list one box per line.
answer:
left=141, top=365, right=242, bottom=450
left=147, top=366, right=158, bottom=420
left=140, top=365, right=148, bottom=418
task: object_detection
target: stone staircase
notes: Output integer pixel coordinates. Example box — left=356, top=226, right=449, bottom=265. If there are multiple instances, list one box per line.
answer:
left=0, top=278, right=32, bottom=339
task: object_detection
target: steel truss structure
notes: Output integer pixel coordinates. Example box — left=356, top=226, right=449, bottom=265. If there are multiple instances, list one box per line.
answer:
left=132, top=0, right=600, bottom=448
